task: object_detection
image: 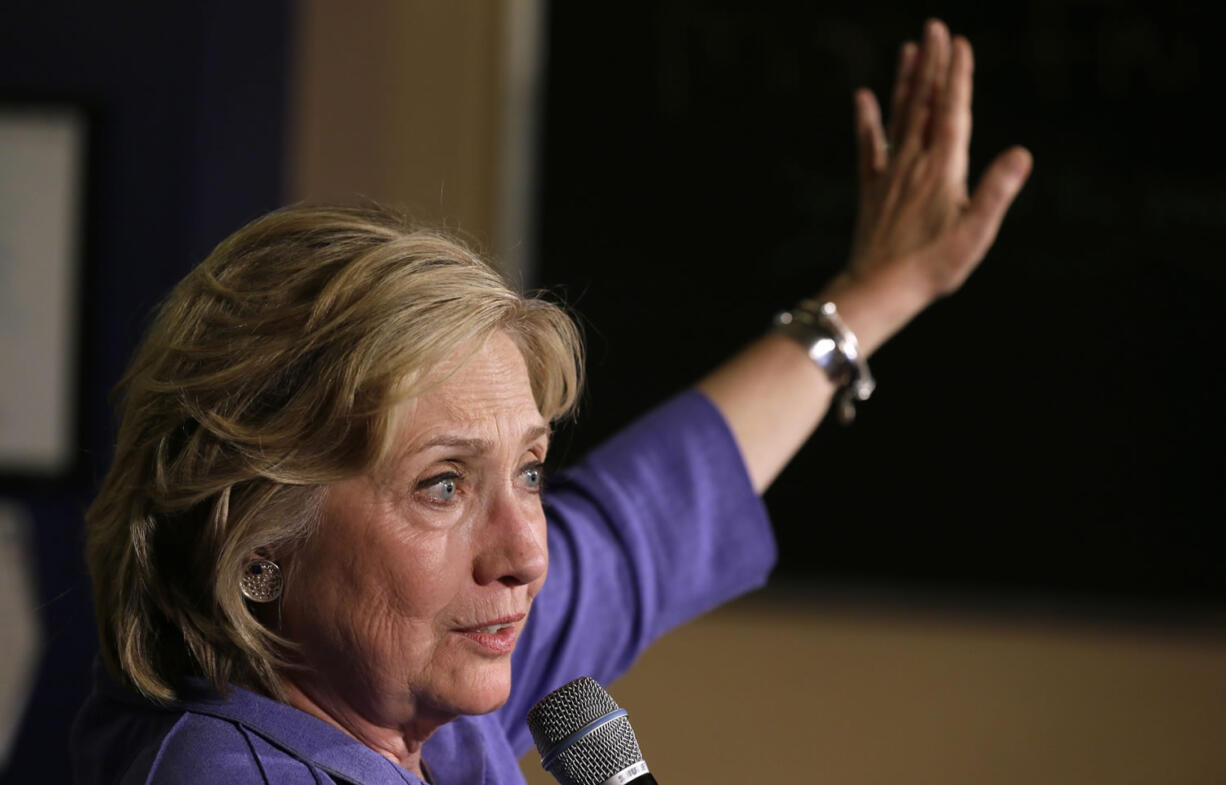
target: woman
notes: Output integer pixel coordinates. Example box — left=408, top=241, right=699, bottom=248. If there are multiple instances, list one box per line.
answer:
left=72, top=20, right=1030, bottom=785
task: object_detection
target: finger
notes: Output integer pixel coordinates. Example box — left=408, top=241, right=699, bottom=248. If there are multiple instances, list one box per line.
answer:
left=886, top=41, right=918, bottom=145
left=924, top=25, right=952, bottom=147
left=854, top=88, right=887, bottom=179
left=952, top=147, right=1033, bottom=268
left=897, top=20, right=948, bottom=160
left=934, top=36, right=974, bottom=183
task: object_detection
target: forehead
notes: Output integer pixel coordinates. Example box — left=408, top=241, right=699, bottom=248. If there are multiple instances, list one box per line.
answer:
left=395, top=331, right=547, bottom=448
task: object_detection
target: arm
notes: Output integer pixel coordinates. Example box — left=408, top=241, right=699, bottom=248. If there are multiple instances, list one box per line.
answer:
left=697, top=19, right=1033, bottom=493
left=501, top=392, right=774, bottom=749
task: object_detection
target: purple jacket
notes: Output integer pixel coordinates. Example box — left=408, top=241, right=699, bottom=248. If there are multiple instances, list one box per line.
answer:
left=71, top=391, right=776, bottom=784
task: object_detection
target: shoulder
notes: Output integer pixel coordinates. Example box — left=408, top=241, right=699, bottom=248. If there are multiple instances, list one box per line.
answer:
left=135, top=711, right=319, bottom=785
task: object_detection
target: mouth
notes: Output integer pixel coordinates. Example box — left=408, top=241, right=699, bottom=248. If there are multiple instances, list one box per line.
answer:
left=456, top=614, right=526, bottom=655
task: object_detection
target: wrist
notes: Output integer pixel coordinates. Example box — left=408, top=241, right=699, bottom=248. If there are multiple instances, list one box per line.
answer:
left=817, top=265, right=934, bottom=357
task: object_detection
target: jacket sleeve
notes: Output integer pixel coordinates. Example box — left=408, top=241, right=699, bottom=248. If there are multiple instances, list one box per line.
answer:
left=498, top=390, right=777, bottom=753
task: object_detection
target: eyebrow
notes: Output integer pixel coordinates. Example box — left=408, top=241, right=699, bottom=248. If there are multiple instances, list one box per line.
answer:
left=418, top=424, right=551, bottom=454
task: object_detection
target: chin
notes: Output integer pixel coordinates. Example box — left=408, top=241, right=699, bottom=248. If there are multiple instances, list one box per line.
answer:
left=445, top=660, right=514, bottom=717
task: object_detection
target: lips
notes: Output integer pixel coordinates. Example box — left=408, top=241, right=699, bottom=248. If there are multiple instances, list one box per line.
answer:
left=456, top=614, right=526, bottom=655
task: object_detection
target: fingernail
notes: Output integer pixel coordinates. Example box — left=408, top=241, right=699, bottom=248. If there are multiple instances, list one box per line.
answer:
left=1009, top=148, right=1033, bottom=177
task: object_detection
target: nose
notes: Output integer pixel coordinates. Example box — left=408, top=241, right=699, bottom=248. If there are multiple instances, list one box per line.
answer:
left=473, top=488, right=548, bottom=587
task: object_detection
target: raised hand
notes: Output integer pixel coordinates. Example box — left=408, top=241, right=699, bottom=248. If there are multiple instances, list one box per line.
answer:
left=698, top=20, right=1033, bottom=492
left=845, top=19, right=1031, bottom=307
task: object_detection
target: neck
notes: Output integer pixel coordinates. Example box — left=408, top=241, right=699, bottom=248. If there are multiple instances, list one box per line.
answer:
left=282, top=678, right=447, bottom=778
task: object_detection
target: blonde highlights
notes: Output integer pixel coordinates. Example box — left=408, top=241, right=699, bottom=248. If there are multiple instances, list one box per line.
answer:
left=86, top=205, right=583, bottom=701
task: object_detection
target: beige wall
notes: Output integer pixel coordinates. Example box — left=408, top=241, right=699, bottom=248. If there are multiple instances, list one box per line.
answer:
left=521, top=592, right=1226, bottom=785
left=287, top=8, right=1226, bottom=784
left=289, top=0, right=507, bottom=256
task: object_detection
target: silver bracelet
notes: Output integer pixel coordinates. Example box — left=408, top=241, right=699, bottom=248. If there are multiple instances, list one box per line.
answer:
left=773, top=299, right=875, bottom=424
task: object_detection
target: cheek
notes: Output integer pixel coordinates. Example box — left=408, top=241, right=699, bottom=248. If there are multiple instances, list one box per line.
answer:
left=284, top=523, right=446, bottom=639
left=281, top=533, right=476, bottom=691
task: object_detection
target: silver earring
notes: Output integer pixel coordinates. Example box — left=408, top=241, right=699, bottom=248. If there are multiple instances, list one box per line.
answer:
left=239, top=558, right=283, bottom=603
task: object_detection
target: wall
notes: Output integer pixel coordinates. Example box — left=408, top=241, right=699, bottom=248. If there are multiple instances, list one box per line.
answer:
left=520, top=591, right=1226, bottom=785
left=288, top=0, right=522, bottom=270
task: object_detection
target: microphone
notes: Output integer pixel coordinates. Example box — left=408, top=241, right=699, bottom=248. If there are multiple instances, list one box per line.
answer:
left=526, top=676, right=658, bottom=785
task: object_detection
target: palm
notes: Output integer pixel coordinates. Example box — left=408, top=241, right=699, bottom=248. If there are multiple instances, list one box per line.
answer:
left=848, top=21, right=1030, bottom=301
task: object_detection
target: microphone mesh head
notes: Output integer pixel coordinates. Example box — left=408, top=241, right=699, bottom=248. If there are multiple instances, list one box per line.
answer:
left=526, top=677, right=645, bottom=785
left=527, top=676, right=619, bottom=752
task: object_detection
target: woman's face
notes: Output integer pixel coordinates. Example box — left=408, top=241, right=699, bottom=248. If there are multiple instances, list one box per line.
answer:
left=280, top=331, right=550, bottom=737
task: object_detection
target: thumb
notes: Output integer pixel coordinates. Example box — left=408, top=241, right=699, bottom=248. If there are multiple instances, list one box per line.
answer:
left=956, top=146, right=1032, bottom=265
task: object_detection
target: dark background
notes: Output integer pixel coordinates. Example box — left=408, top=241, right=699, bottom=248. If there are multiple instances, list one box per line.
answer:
left=536, top=2, right=1225, bottom=611
left=0, top=3, right=291, bottom=783
left=1, top=2, right=1222, bottom=783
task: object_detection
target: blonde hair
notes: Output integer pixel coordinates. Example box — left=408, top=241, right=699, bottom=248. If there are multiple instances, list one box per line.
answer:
left=86, top=204, right=583, bottom=702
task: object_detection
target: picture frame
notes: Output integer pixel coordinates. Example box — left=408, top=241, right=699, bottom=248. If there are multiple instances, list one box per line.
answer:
left=0, top=103, right=87, bottom=482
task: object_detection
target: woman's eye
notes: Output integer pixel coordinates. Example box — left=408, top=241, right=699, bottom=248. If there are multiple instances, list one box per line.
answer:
left=519, top=462, right=545, bottom=492
left=418, top=473, right=460, bottom=503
